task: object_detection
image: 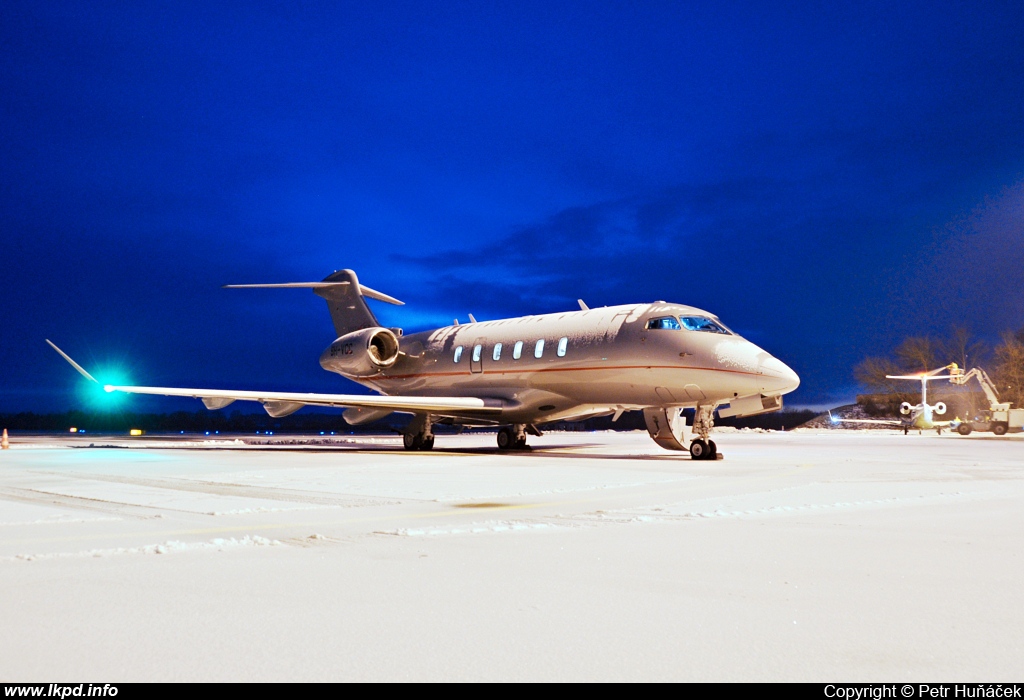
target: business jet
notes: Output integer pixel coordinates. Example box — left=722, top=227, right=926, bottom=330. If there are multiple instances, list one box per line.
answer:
left=829, top=365, right=960, bottom=435
left=48, top=269, right=800, bottom=459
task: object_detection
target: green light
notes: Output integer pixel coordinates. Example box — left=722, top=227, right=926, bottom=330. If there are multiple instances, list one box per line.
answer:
left=76, top=365, right=133, bottom=411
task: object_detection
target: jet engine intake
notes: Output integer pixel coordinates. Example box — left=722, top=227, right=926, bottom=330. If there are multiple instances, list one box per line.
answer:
left=933, top=402, right=946, bottom=415
left=320, top=327, right=401, bottom=377
left=900, top=402, right=913, bottom=416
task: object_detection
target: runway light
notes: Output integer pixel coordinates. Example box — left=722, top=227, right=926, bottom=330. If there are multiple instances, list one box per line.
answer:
left=69, top=427, right=78, bottom=433
left=129, top=429, right=143, bottom=436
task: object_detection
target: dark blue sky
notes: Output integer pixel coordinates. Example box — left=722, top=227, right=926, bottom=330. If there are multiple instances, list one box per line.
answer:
left=2, top=1, right=1023, bottom=413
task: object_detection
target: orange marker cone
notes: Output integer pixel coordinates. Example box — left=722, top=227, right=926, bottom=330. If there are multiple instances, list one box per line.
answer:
left=1, top=429, right=8, bottom=449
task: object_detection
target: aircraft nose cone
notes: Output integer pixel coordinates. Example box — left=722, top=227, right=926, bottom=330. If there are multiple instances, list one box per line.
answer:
left=760, top=356, right=800, bottom=394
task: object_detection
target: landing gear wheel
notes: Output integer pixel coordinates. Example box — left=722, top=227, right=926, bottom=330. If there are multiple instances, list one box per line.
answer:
left=707, top=440, right=717, bottom=458
left=403, top=433, right=422, bottom=451
left=497, top=427, right=513, bottom=450
left=515, top=436, right=528, bottom=449
left=421, top=435, right=435, bottom=451
left=957, top=423, right=973, bottom=436
left=993, top=423, right=1008, bottom=436
left=689, top=439, right=709, bottom=460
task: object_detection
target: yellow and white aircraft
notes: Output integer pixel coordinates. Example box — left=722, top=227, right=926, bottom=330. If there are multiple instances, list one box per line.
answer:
left=830, top=364, right=960, bottom=435
left=49, top=269, right=800, bottom=459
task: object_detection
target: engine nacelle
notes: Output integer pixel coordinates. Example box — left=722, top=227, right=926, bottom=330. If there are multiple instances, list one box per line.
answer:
left=900, top=402, right=913, bottom=416
left=933, top=402, right=946, bottom=416
left=319, top=327, right=401, bottom=377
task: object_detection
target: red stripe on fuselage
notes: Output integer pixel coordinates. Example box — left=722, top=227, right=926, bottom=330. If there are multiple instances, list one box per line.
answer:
left=380, top=364, right=762, bottom=380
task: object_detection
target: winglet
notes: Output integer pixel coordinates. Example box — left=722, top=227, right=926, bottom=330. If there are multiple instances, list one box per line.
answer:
left=45, top=340, right=98, bottom=383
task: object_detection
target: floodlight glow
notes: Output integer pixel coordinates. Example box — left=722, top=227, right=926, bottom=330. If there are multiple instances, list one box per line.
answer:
left=104, top=385, right=115, bottom=392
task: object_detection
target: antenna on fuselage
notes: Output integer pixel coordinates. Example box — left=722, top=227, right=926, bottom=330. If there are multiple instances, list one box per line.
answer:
left=578, top=299, right=589, bottom=310
left=468, top=314, right=477, bottom=323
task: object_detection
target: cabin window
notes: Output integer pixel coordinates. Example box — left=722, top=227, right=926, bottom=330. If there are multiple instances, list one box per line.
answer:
left=534, top=339, right=545, bottom=358
left=513, top=340, right=523, bottom=360
left=453, top=346, right=463, bottom=363
left=472, top=344, right=482, bottom=362
left=557, top=337, right=568, bottom=357
left=492, top=343, right=502, bottom=361
left=646, top=317, right=681, bottom=330
left=679, top=316, right=730, bottom=334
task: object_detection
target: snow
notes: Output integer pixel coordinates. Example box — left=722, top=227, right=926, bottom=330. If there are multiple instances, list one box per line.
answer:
left=1, top=430, right=1022, bottom=680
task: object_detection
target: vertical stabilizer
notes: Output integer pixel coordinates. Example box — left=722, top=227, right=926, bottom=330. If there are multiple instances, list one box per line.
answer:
left=315, top=269, right=380, bottom=336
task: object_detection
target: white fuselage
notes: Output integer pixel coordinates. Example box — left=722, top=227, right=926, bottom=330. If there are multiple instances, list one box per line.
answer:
left=321, top=302, right=800, bottom=425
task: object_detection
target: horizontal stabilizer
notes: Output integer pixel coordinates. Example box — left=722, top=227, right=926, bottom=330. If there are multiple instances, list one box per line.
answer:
left=224, top=281, right=403, bottom=305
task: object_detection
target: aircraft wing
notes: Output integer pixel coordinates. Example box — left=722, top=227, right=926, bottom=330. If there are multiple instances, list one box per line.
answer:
left=100, top=384, right=504, bottom=417
left=47, top=340, right=503, bottom=418
left=828, top=411, right=902, bottom=426
left=831, top=417, right=903, bottom=425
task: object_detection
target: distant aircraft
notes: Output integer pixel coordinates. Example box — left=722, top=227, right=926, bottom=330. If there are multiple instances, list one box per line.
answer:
left=829, top=364, right=960, bottom=435
left=48, top=269, right=800, bottom=459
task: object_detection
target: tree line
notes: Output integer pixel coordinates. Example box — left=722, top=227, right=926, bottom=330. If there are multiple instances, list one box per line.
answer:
left=855, top=327, right=1024, bottom=407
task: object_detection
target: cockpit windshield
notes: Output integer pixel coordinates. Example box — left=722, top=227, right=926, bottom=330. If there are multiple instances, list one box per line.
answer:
left=679, top=316, right=731, bottom=334
left=646, top=317, right=681, bottom=330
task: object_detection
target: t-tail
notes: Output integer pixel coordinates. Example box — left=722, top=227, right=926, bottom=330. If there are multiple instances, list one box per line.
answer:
left=224, top=269, right=403, bottom=336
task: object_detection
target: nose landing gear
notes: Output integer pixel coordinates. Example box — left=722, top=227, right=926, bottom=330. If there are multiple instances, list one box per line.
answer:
left=689, top=438, right=717, bottom=460
left=689, top=405, right=721, bottom=461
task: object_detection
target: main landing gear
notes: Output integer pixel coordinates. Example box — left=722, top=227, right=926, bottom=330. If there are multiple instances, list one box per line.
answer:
left=403, top=432, right=434, bottom=451
left=402, top=414, right=434, bottom=451
left=497, top=424, right=540, bottom=450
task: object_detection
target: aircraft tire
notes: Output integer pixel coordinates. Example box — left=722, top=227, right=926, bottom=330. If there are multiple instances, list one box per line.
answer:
left=993, top=423, right=1008, bottom=436
left=689, top=439, right=708, bottom=460
left=957, top=423, right=972, bottom=436
left=497, top=427, right=513, bottom=450
left=707, top=440, right=717, bottom=457
left=403, top=433, right=422, bottom=450
left=514, top=435, right=528, bottom=449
